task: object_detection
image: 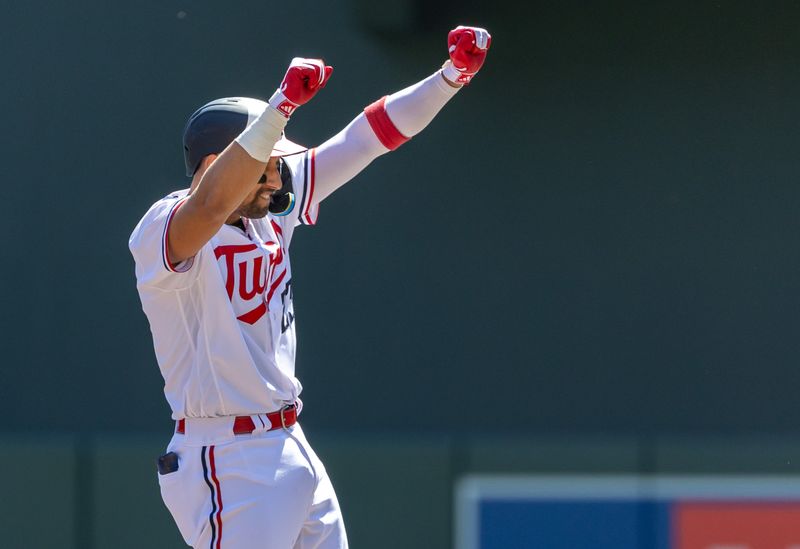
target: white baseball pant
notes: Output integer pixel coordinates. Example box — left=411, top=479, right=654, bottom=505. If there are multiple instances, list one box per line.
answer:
left=158, top=418, right=348, bottom=549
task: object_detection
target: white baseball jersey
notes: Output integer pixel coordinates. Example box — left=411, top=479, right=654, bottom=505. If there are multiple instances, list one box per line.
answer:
left=129, top=151, right=318, bottom=420
left=130, top=68, right=461, bottom=549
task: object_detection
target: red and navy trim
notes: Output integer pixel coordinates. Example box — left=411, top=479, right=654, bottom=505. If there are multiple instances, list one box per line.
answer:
left=201, top=446, right=224, bottom=549
left=298, top=149, right=318, bottom=226
left=364, top=96, right=410, bottom=151
left=161, top=196, right=192, bottom=272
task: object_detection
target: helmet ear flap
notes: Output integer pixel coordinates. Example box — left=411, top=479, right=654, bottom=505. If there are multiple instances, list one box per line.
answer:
left=268, top=192, right=295, bottom=216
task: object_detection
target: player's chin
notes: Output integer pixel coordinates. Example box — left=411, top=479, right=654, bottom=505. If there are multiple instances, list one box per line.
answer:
left=240, top=203, right=270, bottom=219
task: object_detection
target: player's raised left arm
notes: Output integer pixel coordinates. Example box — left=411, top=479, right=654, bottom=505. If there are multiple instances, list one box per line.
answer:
left=311, top=25, right=492, bottom=204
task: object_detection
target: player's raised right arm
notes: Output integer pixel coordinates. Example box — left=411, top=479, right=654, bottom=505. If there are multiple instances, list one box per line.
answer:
left=166, top=141, right=276, bottom=266
left=166, top=58, right=333, bottom=265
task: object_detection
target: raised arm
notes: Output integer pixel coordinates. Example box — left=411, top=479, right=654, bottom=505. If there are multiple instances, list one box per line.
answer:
left=167, top=58, right=333, bottom=265
left=312, top=25, right=491, bottom=204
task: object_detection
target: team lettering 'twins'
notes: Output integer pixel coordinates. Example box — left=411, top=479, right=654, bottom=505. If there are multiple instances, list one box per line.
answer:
left=213, top=233, right=292, bottom=330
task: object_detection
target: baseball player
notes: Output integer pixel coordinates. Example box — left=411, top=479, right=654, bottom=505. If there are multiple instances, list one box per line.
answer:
left=129, top=25, right=491, bottom=549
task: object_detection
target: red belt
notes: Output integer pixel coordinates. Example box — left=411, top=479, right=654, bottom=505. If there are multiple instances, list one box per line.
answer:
left=176, top=404, right=298, bottom=435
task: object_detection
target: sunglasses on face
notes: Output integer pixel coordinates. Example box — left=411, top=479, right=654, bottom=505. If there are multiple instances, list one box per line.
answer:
left=258, top=158, right=290, bottom=188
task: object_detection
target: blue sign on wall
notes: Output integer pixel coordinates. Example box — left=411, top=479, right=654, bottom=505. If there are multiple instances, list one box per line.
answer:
left=455, top=475, right=800, bottom=549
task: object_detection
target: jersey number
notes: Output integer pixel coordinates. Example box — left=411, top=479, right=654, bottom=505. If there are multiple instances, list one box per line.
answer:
left=280, top=279, right=294, bottom=333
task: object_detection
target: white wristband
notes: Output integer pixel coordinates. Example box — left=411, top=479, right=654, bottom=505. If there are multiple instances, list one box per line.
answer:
left=234, top=106, right=288, bottom=162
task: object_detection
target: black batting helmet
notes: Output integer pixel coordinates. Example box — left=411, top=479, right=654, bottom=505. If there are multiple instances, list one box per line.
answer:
left=182, top=97, right=306, bottom=177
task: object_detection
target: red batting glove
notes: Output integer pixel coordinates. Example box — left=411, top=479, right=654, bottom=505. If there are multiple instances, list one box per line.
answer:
left=442, top=25, right=492, bottom=85
left=269, top=57, right=334, bottom=117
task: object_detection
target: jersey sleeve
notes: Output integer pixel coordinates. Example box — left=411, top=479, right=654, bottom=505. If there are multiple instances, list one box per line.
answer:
left=281, top=150, right=319, bottom=228
left=306, top=70, right=460, bottom=206
left=128, top=191, right=202, bottom=290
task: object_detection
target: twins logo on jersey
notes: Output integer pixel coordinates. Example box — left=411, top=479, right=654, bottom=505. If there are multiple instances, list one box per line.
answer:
left=213, top=220, right=293, bottom=331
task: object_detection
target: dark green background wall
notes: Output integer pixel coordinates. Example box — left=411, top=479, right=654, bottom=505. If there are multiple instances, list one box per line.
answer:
left=2, top=0, right=800, bottom=437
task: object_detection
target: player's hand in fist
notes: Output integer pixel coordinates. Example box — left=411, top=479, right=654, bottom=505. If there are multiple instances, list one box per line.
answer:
left=441, top=25, right=491, bottom=85
left=269, top=57, right=333, bottom=117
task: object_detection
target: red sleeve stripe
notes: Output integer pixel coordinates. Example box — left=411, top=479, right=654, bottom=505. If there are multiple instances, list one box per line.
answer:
left=296, top=151, right=308, bottom=224
left=161, top=196, right=190, bottom=272
left=364, top=96, right=410, bottom=151
left=302, top=148, right=317, bottom=225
